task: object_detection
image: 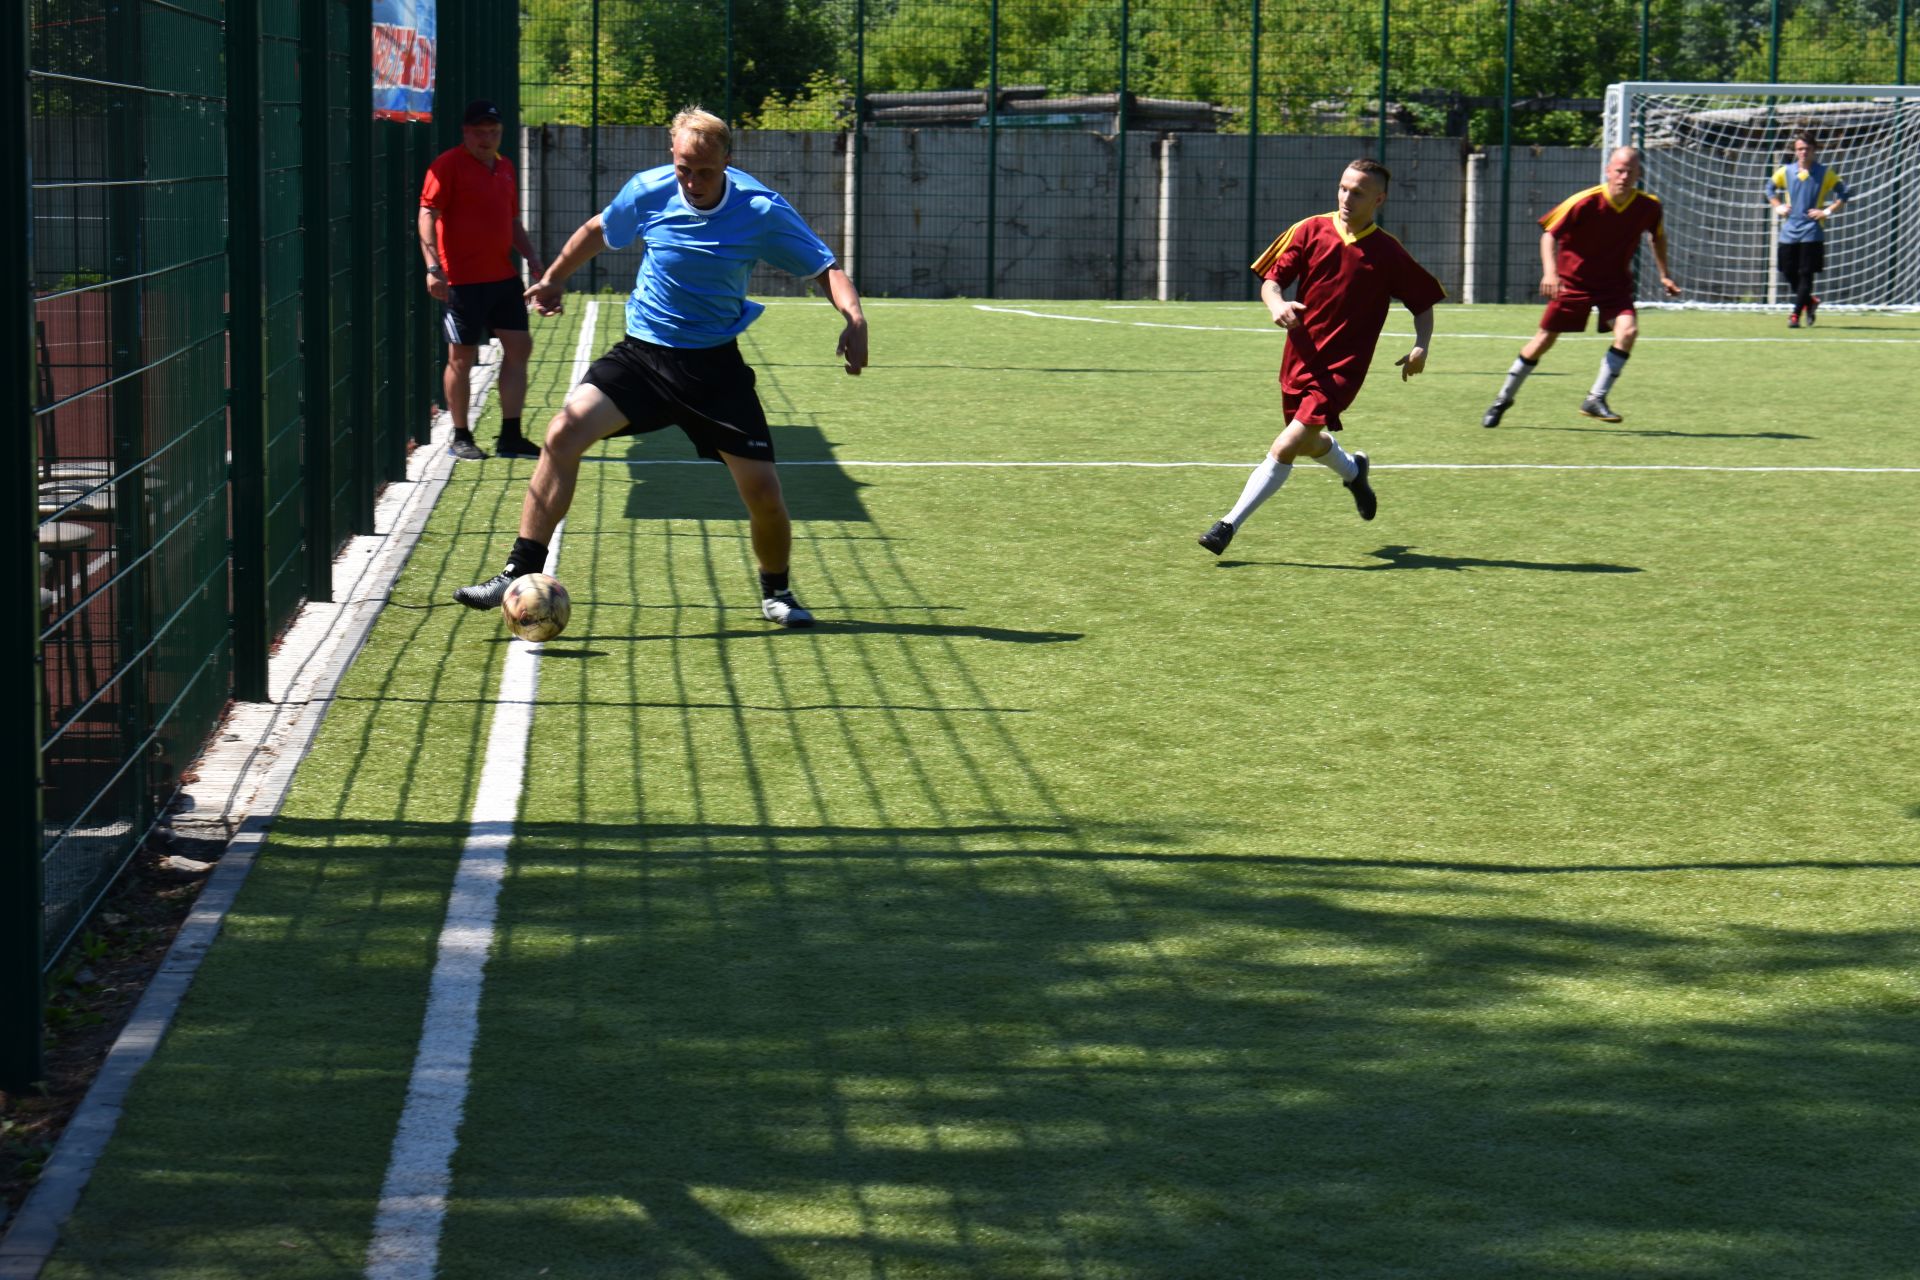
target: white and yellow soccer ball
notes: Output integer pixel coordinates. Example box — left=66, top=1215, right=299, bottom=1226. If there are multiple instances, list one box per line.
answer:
left=501, top=572, right=571, bottom=643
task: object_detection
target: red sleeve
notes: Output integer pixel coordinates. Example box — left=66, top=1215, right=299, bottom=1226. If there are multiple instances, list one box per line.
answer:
left=420, top=156, right=451, bottom=210
left=1251, top=217, right=1315, bottom=287
left=1391, top=241, right=1446, bottom=313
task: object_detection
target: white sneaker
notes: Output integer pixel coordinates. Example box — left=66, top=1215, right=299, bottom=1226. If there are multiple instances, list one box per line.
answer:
left=760, top=590, right=814, bottom=628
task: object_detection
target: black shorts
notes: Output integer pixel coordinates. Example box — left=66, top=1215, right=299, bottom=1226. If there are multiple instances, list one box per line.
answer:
left=442, top=277, right=529, bottom=346
left=1777, top=241, right=1826, bottom=276
left=581, top=336, right=774, bottom=463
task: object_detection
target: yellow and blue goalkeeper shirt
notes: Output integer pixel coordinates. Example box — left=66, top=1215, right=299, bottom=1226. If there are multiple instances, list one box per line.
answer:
left=1768, top=161, right=1848, bottom=245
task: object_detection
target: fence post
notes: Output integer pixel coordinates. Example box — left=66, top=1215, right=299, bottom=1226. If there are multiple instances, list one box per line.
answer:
left=588, top=0, right=600, bottom=295
left=301, top=0, right=334, bottom=602
left=1769, top=0, right=1782, bottom=83
left=1114, top=0, right=1131, bottom=300
left=986, top=0, right=999, bottom=298
left=1246, top=0, right=1260, bottom=300
left=1, top=0, right=45, bottom=1094
left=412, top=125, right=435, bottom=445
left=229, top=0, right=269, bottom=701
left=853, top=0, right=865, bottom=290
left=1497, top=0, right=1515, bottom=305
left=1639, top=0, right=1651, bottom=78
left=1377, top=0, right=1390, bottom=163
left=351, top=0, right=377, bottom=527
left=107, top=0, right=152, bottom=836
left=1899, top=0, right=1909, bottom=83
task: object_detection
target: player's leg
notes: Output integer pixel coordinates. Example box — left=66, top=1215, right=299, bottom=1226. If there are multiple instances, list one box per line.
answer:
left=441, top=284, right=489, bottom=460
left=490, top=285, right=540, bottom=458
left=452, top=385, right=629, bottom=609
left=1779, top=243, right=1806, bottom=327
left=1581, top=308, right=1637, bottom=422
left=1301, top=427, right=1377, bottom=522
left=1485, top=326, right=1560, bottom=428
left=1800, top=243, right=1824, bottom=324
left=1199, top=416, right=1316, bottom=554
left=443, top=342, right=485, bottom=460
left=720, top=454, right=813, bottom=628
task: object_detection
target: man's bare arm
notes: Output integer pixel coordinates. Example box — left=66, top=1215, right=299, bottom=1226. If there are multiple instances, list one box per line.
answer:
left=524, top=215, right=609, bottom=315
left=816, top=265, right=868, bottom=375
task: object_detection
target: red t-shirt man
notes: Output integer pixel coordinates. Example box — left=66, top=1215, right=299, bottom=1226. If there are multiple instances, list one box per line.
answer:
left=420, top=146, right=519, bottom=285
left=1197, top=160, right=1442, bottom=556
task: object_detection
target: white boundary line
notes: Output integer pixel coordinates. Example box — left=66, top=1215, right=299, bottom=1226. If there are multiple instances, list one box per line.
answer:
left=582, top=457, right=1920, bottom=475
left=969, top=304, right=1920, bottom=343
left=362, top=303, right=598, bottom=1280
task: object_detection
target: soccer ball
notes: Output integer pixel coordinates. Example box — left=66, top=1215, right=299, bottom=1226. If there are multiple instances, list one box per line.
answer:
left=501, top=573, right=570, bottom=642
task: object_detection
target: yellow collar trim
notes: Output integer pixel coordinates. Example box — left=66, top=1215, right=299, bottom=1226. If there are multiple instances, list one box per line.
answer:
left=1326, top=212, right=1378, bottom=245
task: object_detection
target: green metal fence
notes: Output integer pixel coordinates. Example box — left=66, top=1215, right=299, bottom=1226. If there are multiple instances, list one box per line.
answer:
left=4, top=0, right=450, bottom=1090
left=522, top=0, right=1915, bottom=303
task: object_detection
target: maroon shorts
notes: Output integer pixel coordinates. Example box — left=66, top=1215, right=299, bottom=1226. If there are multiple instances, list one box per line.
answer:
left=1540, top=287, right=1635, bottom=333
left=1280, top=376, right=1360, bottom=432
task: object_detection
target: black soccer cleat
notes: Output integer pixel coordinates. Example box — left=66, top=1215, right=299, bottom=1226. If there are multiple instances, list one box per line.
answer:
left=454, top=569, right=516, bottom=610
left=494, top=434, right=542, bottom=459
left=1482, top=398, right=1512, bottom=429
left=1580, top=395, right=1622, bottom=423
left=1197, top=519, right=1235, bottom=556
left=1787, top=310, right=1801, bottom=329
left=760, top=590, right=815, bottom=628
left=1805, top=296, right=1819, bottom=326
left=447, top=437, right=488, bottom=462
left=1344, top=450, right=1378, bottom=521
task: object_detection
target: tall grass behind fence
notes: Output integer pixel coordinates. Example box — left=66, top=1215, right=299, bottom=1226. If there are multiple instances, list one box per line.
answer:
left=4, top=0, right=443, bottom=1089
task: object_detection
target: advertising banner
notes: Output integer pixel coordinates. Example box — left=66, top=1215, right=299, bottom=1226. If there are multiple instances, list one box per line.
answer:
left=373, top=0, right=436, bottom=121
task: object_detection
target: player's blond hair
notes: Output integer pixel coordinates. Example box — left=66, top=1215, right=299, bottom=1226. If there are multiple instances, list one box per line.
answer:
left=670, top=106, right=732, bottom=157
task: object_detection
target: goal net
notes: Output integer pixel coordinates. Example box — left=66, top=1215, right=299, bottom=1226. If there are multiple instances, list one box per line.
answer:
left=1603, top=81, right=1920, bottom=310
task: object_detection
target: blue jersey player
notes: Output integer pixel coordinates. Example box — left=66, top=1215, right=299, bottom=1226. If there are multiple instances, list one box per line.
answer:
left=455, top=107, right=869, bottom=627
left=1767, top=130, right=1849, bottom=328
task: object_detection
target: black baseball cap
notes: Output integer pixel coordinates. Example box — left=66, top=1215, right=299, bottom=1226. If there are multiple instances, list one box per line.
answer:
left=462, top=99, right=502, bottom=126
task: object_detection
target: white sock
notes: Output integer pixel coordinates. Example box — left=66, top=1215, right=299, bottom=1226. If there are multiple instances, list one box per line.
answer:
left=1498, top=354, right=1537, bottom=402
left=1590, top=346, right=1629, bottom=398
left=1222, top=455, right=1291, bottom=528
left=1315, top=438, right=1358, bottom=482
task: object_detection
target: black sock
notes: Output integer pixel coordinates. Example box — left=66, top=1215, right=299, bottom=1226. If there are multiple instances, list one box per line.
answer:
left=507, top=536, right=550, bottom=577
left=501, top=416, right=523, bottom=439
left=759, top=569, right=789, bottom=598
left=453, top=426, right=476, bottom=443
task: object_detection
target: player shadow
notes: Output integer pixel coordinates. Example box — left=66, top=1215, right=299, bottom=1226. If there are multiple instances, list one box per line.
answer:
left=615, top=427, right=875, bottom=522
left=1510, top=424, right=1814, bottom=440
left=1221, top=544, right=1642, bottom=574
left=543, top=620, right=1084, bottom=646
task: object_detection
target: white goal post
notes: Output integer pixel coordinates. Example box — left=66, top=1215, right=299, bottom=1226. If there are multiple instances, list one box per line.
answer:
left=1603, top=81, right=1920, bottom=310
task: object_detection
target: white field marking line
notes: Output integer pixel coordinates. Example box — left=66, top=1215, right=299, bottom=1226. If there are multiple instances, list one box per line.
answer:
left=363, top=301, right=598, bottom=1280
left=582, top=457, right=1920, bottom=475
left=972, top=304, right=1920, bottom=343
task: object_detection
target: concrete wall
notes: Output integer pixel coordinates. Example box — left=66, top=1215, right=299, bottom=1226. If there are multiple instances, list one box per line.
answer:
left=522, top=124, right=1605, bottom=304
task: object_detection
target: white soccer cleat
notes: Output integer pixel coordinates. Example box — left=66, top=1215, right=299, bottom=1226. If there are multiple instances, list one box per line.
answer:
left=760, top=590, right=814, bottom=628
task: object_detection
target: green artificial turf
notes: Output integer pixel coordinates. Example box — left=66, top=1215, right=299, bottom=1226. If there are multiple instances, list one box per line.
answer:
left=45, top=299, right=1920, bottom=1279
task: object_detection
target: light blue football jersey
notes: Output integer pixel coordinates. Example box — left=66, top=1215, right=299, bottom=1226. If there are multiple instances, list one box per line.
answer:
left=600, top=165, right=836, bottom=349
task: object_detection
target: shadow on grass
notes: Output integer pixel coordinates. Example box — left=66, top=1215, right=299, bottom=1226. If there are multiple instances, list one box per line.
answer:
left=1223, top=544, right=1643, bottom=574
left=1509, top=424, right=1815, bottom=440
left=253, top=815, right=1920, bottom=1278
left=67, top=800, right=1920, bottom=1278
